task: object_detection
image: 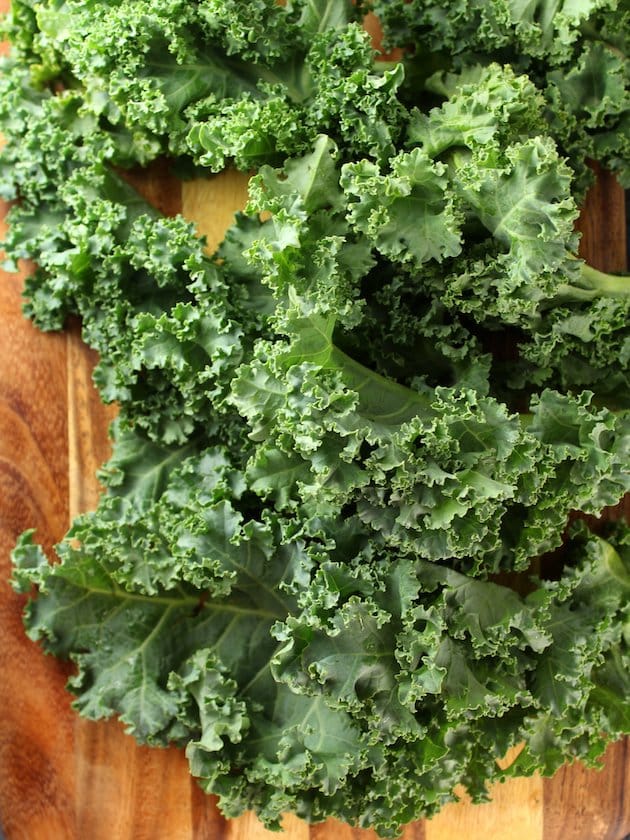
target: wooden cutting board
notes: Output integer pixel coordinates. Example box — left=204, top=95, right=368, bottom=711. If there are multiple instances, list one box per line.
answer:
left=0, top=19, right=628, bottom=840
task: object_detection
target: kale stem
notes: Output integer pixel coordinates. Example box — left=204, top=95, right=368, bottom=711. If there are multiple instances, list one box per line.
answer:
left=552, top=263, right=630, bottom=303
left=578, top=263, right=630, bottom=296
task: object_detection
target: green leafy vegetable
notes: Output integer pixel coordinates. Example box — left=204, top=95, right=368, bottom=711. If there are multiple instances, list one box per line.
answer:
left=1, top=1, right=629, bottom=836
left=369, top=0, right=630, bottom=193
left=2, top=0, right=404, bottom=168
left=12, top=479, right=630, bottom=835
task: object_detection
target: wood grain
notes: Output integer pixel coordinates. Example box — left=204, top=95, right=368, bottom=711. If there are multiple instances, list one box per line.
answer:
left=0, top=204, right=75, bottom=840
left=66, top=328, right=116, bottom=516
left=542, top=169, right=630, bottom=840
left=543, top=740, right=630, bottom=840
left=64, top=166, right=227, bottom=840
left=1, top=168, right=628, bottom=840
left=0, top=18, right=627, bottom=835
left=182, top=172, right=251, bottom=253
left=424, top=776, right=543, bottom=840
left=576, top=164, right=628, bottom=273
left=227, top=812, right=310, bottom=840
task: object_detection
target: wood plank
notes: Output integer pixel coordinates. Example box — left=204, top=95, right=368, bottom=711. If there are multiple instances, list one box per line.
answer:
left=66, top=329, right=116, bottom=516
left=424, top=775, right=543, bottom=840
left=576, top=164, right=628, bottom=272
left=182, top=171, right=251, bottom=253
left=68, top=324, right=224, bottom=838
left=0, top=204, right=75, bottom=839
left=0, top=7, right=627, bottom=832
left=65, top=165, right=227, bottom=840
left=543, top=740, right=630, bottom=840
left=227, top=812, right=310, bottom=840
left=311, top=817, right=425, bottom=840
left=542, top=169, right=630, bottom=840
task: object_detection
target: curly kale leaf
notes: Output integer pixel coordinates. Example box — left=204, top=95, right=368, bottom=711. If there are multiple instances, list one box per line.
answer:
left=0, top=66, right=258, bottom=444
left=234, top=338, right=629, bottom=572
left=188, top=25, right=406, bottom=171
left=12, top=451, right=630, bottom=835
left=3, top=0, right=403, bottom=168
left=2, top=9, right=629, bottom=833
left=370, top=0, right=623, bottom=63
left=369, top=0, right=630, bottom=190
left=338, top=67, right=629, bottom=388
left=230, top=138, right=629, bottom=572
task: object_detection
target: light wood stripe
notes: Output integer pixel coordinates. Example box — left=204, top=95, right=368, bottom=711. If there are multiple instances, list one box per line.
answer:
left=425, top=775, right=543, bottom=840
left=227, top=811, right=310, bottom=840
left=182, top=172, right=251, bottom=254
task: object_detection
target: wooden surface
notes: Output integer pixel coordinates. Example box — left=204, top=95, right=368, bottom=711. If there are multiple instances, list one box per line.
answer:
left=0, top=59, right=629, bottom=840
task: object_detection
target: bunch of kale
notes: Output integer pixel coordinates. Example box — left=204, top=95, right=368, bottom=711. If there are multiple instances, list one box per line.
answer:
left=1, top=1, right=629, bottom=836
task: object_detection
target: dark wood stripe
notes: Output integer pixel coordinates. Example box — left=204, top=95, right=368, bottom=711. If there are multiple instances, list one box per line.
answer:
left=543, top=169, right=629, bottom=840
left=576, top=164, right=628, bottom=272
left=191, top=785, right=228, bottom=839
left=0, top=235, right=73, bottom=837
left=122, top=159, right=184, bottom=218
